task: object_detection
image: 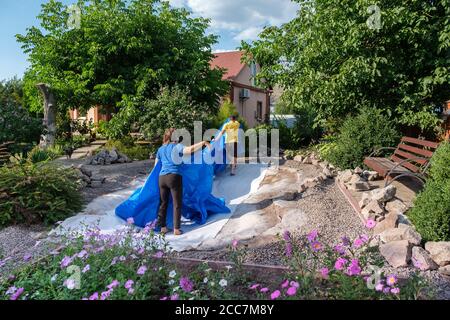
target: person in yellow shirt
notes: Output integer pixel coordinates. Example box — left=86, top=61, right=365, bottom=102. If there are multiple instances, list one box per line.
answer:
left=218, top=115, right=240, bottom=176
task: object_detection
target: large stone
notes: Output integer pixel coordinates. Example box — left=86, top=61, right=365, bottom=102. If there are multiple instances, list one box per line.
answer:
left=78, top=165, right=92, bottom=177
left=293, top=155, right=304, bottom=162
left=362, top=170, right=379, bottom=181
left=302, top=156, right=312, bottom=164
left=354, top=166, right=363, bottom=174
left=359, top=192, right=371, bottom=209
left=379, top=240, right=411, bottom=268
left=361, top=200, right=384, bottom=220
left=412, top=246, right=438, bottom=271
left=370, top=185, right=396, bottom=203
left=339, top=169, right=353, bottom=183
left=438, top=265, right=450, bottom=276
left=348, top=174, right=363, bottom=184
left=379, top=226, right=422, bottom=245
left=373, top=213, right=399, bottom=235
left=311, top=158, right=320, bottom=166
left=347, top=181, right=371, bottom=191
left=322, top=167, right=333, bottom=178
left=385, top=198, right=408, bottom=215
left=425, top=242, right=450, bottom=267
left=109, top=148, right=119, bottom=162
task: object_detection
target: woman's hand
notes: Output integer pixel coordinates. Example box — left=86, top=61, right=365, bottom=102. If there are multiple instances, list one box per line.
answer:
left=203, top=141, right=211, bottom=149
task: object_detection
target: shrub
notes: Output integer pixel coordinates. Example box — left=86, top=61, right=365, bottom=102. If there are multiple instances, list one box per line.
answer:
left=104, top=138, right=154, bottom=161
left=323, top=108, right=401, bottom=169
left=26, top=145, right=63, bottom=164
left=0, top=162, right=83, bottom=227
left=211, top=99, right=248, bottom=130
left=409, top=141, right=450, bottom=241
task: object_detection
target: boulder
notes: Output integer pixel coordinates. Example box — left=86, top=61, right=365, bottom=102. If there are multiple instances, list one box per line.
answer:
left=358, top=192, right=371, bottom=209
left=339, top=169, right=353, bottom=184
left=379, top=240, right=411, bottom=268
left=293, top=155, right=304, bottom=162
left=385, top=198, right=408, bottom=215
left=361, top=200, right=384, bottom=220
left=354, top=166, right=363, bottom=174
left=373, top=213, right=399, bottom=235
left=370, top=185, right=396, bottom=203
left=347, top=181, right=371, bottom=191
left=322, top=167, right=333, bottom=178
left=109, top=148, right=119, bottom=162
left=412, top=246, right=438, bottom=271
left=302, top=156, right=312, bottom=164
left=311, top=158, right=320, bottom=166
left=362, top=170, right=379, bottom=181
left=90, top=181, right=103, bottom=188
left=397, top=214, right=412, bottom=226
left=425, top=242, right=450, bottom=266
left=438, top=265, right=450, bottom=276
left=379, top=226, right=421, bottom=245
left=78, top=166, right=92, bottom=177
left=282, top=191, right=298, bottom=201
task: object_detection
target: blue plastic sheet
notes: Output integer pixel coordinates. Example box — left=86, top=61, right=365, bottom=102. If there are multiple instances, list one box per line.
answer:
left=115, top=121, right=244, bottom=228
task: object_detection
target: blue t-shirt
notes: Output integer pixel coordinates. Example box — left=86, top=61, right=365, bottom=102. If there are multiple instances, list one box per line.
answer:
left=156, top=143, right=185, bottom=176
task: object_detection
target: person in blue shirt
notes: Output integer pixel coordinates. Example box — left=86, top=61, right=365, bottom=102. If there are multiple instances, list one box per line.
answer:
left=154, top=128, right=210, bottom=236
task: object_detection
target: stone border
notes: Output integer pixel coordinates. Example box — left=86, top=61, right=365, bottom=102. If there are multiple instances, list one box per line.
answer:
left=335, top=179, right=366, bottom=225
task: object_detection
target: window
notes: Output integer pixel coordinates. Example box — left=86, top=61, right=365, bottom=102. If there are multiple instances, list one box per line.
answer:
left=257, top=101, right=263, bottom=121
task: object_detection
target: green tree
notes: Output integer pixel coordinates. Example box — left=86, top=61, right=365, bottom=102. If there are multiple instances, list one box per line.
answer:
left=17, top=0, right=227, bottom=120
left=242, top=0, right=450, bottom=133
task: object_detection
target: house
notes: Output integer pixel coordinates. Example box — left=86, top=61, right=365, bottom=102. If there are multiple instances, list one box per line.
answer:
left=210, top=51, right=270, bottom=128
left=70, top=50, right=270, bottom=128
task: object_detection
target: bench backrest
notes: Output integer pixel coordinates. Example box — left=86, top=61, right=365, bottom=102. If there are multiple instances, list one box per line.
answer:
left=391, top=137, right=439, bottom=173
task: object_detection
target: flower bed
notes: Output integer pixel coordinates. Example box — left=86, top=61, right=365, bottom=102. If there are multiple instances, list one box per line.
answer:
left=0, top=221, right=431, bottom=300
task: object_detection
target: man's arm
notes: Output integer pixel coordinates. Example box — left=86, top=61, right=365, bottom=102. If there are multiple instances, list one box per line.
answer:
left=182, top=141, right=210, bottom=155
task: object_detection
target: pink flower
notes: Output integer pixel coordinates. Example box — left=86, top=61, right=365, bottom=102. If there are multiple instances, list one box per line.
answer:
left=100, top=289, right=112, bottom=300
left=107, top=280, right=120, bottom=290
left=366, top=219, right=376, bottom=229
left=282, top=230, right=291, bottom=242
left=286, top=286, right=297, bottom=296
left=285, top=243, right=293, bottom=257
left=270, top=290, right=281, bottom=300
left=180, top=277, right=194, bottom=292
left=127, top=217, right=135, bottom=225
left=311, top=241, right=323, bottom=252
left=60, top=256, right=72, bottom=268
left=82, top=264, right=90, bottom=273
left=9, top=287, right=24, bottom=300
left=375, top=283, right=384, bottom=292
left=137, top=265, right=147, bottom=275
left=390, top=288, right=400, bottom=294
left=128, top=288, right=134, bottom=295
left=386, top=275, right=398, bottom=287
left=307, top=230, right=318, bottom=242
left=125, top=280, right=134, bottom=290
left=334, top=244, right=346, bottom=255
left=320, top=267, right=329, bottom=278
left=89, top=292, right=99, bottom=300
left=346, top=259, right=361, bottom=276
left=160, top=296, right=168, bottom=300
left=249, top=284, right=260, bottom=290
left=353, top=238, right=364, bottom=248
left=290, top=281, right=299, bottom=288
left=334, top=257, right=348, bottom=270
left=281, top=280, right=289, bottom=288
left=170, top=293, right=179, bottom=300
left=153, top=251, right=164, bottom=258
left=260, top=287, right=269, bottom=293
left=77, top=250, right=88, bottom=259
left=232, top=239, right=239, bottom=248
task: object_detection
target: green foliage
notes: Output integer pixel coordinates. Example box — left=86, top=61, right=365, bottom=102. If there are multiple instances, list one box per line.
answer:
left=211, top=99, right=248, bottom=130
left=0, top=79, right=42, bottom=145
left=139, top=86, right=216, bottom=140
left=0, top=162, right=83, bottom=227
left=243, top=0, right=448, bottom=133
left=26, top=145, right=63, bottom=164
left=104, top=138, right=154, bottom=161
left=18, top=0, right=228, bottom=117
left=323, top=108, right=401, bottom=169
left=283, top=149, right=300, bottom=160
left=409, top=141, right=450, bottom=241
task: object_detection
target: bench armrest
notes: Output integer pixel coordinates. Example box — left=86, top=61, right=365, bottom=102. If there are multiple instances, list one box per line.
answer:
left=389, top=156, right=430, bottom=175
left=368, top=147, right=397, bottom=158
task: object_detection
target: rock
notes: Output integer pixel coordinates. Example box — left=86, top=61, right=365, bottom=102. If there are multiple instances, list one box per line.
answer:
left=90, top=180, right=103, bottom=188
left=347, top=181, right=371, bottom=191
left=32, top=231, right=48, bottom=240
left=311, top=158, right=320, bottom=166
left=109, top=148, right=119, bottom=162
left=425, top=242, right=450, bottom=266
left=298, top=184, right=306, bottom=193
left=303, top=178, right=316, bottom=188
left=373, top=213, right=399, bottom=235
left=91, top=177, right=106, bottom=184
left=361, top=200, right=384, bottom=219
left=354, top=166, right=363, bottom=174
left=302, top=156, right=312, bottom=164
left=438, top=265, right=450, bottom=276
left=375, top=215, right=385, bottom=222
left=379, top=240, right=411, bottom=268
left=319, top=173, right=328, bottom=181
left=370, top=185, right=396, bottom=203
left=412, top=246, right=438, bottom=271
left=362, top=170, right=379, bottom=181
left=78, top=166, right=92, bottom=177
left=322, top=167, right=333, bottom=178
left=81, top=174, right=91, bottom=184
left=294, top=155, right=304, bottom=162
left=397, top=214, right=412, bottom=226
left=379, top=226, right=421, bottom=245
left=358, top=192, right=371, bottom=209
left=339, top=169, right=353, bottom=183
left=348, top=174, right=363, bottom=184
left=385, top=198, right=408, bottom=215
left=282, top=191, right=298, bottom=201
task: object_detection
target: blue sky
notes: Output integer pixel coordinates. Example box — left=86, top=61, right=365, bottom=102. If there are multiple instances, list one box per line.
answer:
left=0, top=0, right=298, bottom=80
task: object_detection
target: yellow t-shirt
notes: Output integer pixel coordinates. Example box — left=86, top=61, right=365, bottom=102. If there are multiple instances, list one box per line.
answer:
left=223, top=120, right=240, bottom=143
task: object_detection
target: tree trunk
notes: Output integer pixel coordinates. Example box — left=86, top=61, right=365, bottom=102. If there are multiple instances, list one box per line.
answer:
left=36, top=83, right=57, bottom=147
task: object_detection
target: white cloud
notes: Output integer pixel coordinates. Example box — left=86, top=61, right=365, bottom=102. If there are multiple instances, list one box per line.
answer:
left=168, top=0, right=299, bottom=42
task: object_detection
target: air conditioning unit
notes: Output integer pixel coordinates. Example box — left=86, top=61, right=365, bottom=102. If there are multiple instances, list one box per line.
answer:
left=239, top=88, right=250, bottom=99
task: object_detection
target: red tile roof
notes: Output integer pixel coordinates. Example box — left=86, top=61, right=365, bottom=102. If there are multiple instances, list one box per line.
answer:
left=210, top=51, right=246, bottom=80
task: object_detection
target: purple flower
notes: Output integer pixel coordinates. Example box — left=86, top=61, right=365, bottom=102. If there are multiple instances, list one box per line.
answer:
left=89, top=292, right=99, bottom=300
left=375, top=283, right=384, bottom=292
left=390, top=287, right=400, bottom=294
left=320, top=267, right=329, bottom=278
left=346, top=259, right=361, bottom=276
left=77, top=250, right=88, bottom=259
left=383, top=287, right=391, bottom=294
left=270, top=290, right=281, bottom=300
left=153, top=251, right=164, bottom=259
left=232, top=239, right=239, bottom=248
left=82, top=264, right=90, bottom=273
left=311, top=241, right=323, bottom=252
left=23, top=253, right=32, bottom=262
left=125, top=280, right=134, bottom=290
left=249, top=284, right=260, bottom=290
left=160, top=296, right=168, bottom=300
left=170, top=293, right=179, bottom=300
left=107, top=280, right=120, bottom=290
left=334, top=257, right=348, bottom=271
left=100, top=289, right=112, bottom=300
left=286, top=286, right=297, bottom=296
left=180, top=277, right=194, bottom=293
left=137, top=266, right=147, bottom=275
left=260, top=287, right=269, bottom=293
left=366, top=219, right=376, bottom=229
left=334, top=244, right=346, bottom=255
left=282, top=230, right=291, bottom=242
left=290, top=281, right=300, bottom=288
left=307, top=230, right=318, bottom=242
left=126, top=217, right=135, bottom=225
left=128, top=288, right=134, bottom=295
left=353, top=238, right=364, bottom=248
left=386, top=275, right=398, bottom=287
left=341, top=236, right=351, bottom=246
left=281, top=280, right=289, bottom=288
left=60, top=256, right=72, bottom=268
left=10, top=287, right=24, bottom=300
left=285, top=243, right=293, bottom=257
left=6, top=286, right=17, bottom=295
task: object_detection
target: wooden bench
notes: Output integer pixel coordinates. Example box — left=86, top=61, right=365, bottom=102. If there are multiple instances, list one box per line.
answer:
left=364, top=136, right=440, bottom=186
